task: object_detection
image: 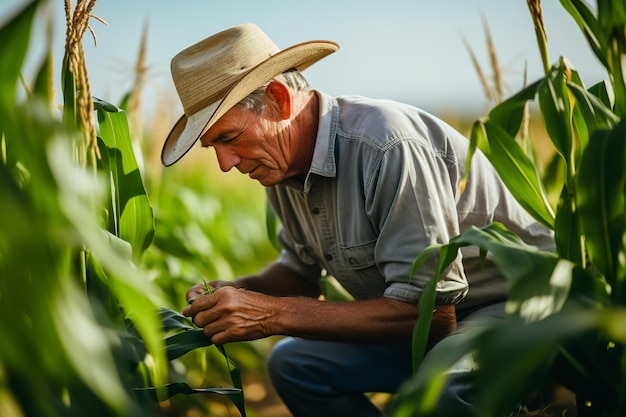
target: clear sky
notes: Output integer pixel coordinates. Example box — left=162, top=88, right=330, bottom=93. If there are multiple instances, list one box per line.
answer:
left=2, top=0, right=606, bottom=121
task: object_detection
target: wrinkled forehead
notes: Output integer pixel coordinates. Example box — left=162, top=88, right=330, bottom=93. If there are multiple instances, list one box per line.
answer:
left=199, top=106, right=252, bottom=147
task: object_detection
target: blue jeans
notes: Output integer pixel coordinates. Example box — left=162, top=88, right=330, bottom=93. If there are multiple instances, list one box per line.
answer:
left=267, top=302, right=506, bottom=417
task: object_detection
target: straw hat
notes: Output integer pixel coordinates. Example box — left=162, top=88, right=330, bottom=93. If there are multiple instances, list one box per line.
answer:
left=161, top=23, right=339, bottom=166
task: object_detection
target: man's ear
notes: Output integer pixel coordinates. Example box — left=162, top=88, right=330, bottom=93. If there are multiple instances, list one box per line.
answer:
left=266, top=81, right=292, bottom=120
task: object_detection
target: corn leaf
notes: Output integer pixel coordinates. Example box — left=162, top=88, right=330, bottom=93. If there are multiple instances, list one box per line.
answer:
left=471, top=121, right=555, bottom=228
left=403, top=223, right=580, bottom=416
left=165, top=329, right=213, bottom=361
left=142, top=377, right=247, bottom=417
left=560, top=0, right=608, bottom=69
left=97, top=230, right=168, bottom=389
left=0, top=0, right=36, bottom=110
left=320, top=275, right=355, bottom=302
left=399, top=304, right=626, bottom=417
left=159, top=333, right=247, bottom=416
left=588, top=80, right=613, bottom=110
left=448, top=225, right=567, bottom=321
left=395, top=326, right=486, bottom=417
left=553, top=185, right=584, bottom=263
left=538, top=63, right=573, bottom=166
left=487, top=79, right=541, bottom=138
left=568, top=68, right=592, bottom=159
left=32, top=25, right=54, bottom=105
left=409, top=243, right=447, bottom=374
left=217, top=344, right=247, bottom=417
left=473, top=308, right=584, bottom=416
left=411, top=224, right=565, bottom=372
left=576, top=119, right=626, bottom=302
left=568, top=81, right=619, bottom=134
left=137, top=382, right=241, bottom=396
left=159, top=307, right=194, bottom=332
left=96, top=99, right=155, bottom=263
left=598, top=0, right=626, bottom=28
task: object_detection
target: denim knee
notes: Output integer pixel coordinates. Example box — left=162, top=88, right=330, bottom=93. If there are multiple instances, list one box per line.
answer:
left=266, top=337, right=296, bottom=387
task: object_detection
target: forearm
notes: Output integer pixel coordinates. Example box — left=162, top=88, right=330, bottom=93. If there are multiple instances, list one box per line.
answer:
left=271, top=296, right=456, bottom=344
left=230, top=262, right=321, bottom=298
left=185, top=260, right=457, bottom=345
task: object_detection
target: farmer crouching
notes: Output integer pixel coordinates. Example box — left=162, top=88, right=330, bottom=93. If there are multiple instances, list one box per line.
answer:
left=161, top=23, right=554, bottom=417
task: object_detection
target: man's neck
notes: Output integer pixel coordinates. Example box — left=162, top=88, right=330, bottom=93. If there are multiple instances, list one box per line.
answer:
left=289, top=90, right=320, bottom=177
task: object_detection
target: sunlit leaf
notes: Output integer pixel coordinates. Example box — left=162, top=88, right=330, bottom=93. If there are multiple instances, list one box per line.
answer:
left=97, top=100, right=155, bottom=263
left=411, top=224, right=564, bottom=373
left=538, top=62, right=573, bottom=165
left=487, top=79, right=541, bottom=138
left=471, top=121, right=555, bottom=228
left=392, top=326, right=486, bottom=417
left=560, top=0, right=607, bottom=68
left=568, top=81, right=618, bottom=135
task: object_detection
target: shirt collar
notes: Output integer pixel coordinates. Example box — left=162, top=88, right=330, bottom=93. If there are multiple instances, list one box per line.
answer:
left=279, top=91, right=337, bottom=193
left=302, top=91, right=337, bottom=192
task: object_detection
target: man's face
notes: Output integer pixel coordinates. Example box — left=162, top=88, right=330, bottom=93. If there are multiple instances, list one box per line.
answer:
left=199, top=104, right=295, bottom=187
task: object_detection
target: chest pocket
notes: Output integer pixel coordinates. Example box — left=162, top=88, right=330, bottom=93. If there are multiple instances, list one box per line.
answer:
left=337, top=239, right=387, bottom=300
left=340, top=240, right=376, bottom=269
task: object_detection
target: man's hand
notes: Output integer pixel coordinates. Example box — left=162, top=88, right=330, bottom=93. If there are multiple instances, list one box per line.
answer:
left=183, top=286, right=277, bottom=345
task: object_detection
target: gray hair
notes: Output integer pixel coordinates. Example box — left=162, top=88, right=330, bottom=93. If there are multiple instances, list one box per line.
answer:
left=236, top=70, right=310, bottom=113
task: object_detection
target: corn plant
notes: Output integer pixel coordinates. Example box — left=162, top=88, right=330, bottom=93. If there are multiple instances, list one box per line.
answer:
left=390, top=1, right=626, bottom=416
left=1, top=1, right=248, bottom=416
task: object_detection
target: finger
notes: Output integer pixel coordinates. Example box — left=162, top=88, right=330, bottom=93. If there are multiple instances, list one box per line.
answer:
left=207, top=330, right=228, bottom=345
left=188, top=291, right=220, bottom=313
left=182, top=290, right=218, bottom=318
left=182, top=296, right=219, bottom=322
left=192, top=309, right=225, bottom=334
left=185, top=283, right=207, bottom=303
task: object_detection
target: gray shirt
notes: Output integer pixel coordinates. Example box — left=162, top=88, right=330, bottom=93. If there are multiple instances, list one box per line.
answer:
left=267, top=92, right=554, bottom=311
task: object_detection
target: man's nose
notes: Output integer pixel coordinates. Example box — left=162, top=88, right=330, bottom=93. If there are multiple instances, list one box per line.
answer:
left=214, top=145, right=240, bottom=172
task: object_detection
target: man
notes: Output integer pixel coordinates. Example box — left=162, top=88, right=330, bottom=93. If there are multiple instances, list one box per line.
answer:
left=162, top=24, right=554, bottom=416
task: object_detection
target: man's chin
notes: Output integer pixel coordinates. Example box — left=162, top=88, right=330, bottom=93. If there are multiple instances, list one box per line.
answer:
left=252, top=174, right=283, bottom=187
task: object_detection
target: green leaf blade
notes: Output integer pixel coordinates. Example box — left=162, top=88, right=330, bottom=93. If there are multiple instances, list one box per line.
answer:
left=97, top=102, right=155, bottom=262
left=474, top=121, right=555, bottom=229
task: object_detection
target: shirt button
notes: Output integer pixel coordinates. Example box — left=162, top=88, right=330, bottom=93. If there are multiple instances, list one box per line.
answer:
left=311, top=207, right=320, bottom=215
left=324, top=254, right=333, bottom=261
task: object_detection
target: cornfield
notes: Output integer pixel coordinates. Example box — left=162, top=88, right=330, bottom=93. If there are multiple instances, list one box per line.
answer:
left=1, top=1, right=626, bottom=417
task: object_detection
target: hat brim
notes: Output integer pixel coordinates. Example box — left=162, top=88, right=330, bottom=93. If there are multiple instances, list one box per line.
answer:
left=161, top=39, right=339, bottom=166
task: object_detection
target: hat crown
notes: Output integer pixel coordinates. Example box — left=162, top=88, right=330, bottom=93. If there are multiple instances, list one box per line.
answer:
left=171, top=23, right=280, bottom=116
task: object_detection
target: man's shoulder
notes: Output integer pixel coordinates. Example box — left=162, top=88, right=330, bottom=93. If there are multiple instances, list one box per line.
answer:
left=334, top=95, right=418, bottom=146
left=333, top=95, right=465, bottom=153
